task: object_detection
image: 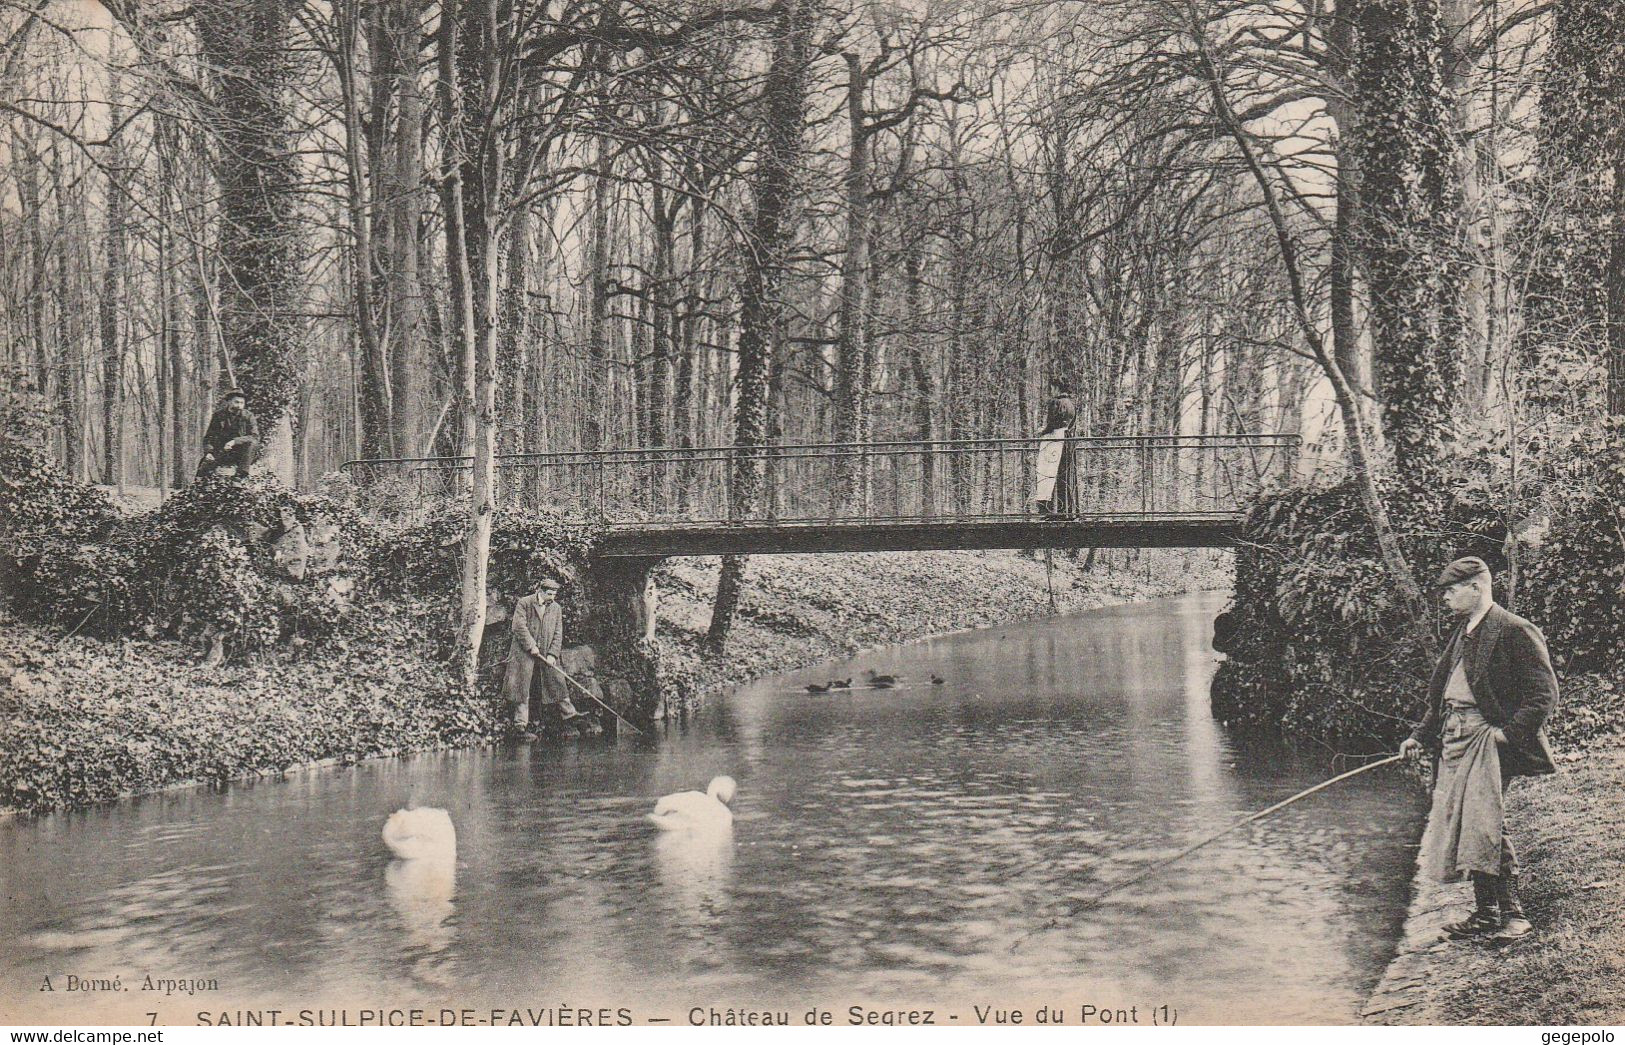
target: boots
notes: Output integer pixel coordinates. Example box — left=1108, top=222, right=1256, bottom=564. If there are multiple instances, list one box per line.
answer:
left=1495, top=874, right=1534, bottom=940
left=1442, top=872, right=1502, bottom=939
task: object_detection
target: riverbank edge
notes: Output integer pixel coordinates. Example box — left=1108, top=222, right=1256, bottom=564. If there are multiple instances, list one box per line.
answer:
left=652, top=550, right=1216, bottom=707
left=2, top=549, right=1221, bottom=818
left=1360, top=739, right=1625, bottom=1025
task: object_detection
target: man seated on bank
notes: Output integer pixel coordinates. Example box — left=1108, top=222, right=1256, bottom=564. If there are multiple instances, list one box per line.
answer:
left=504, top=576, right=587, bottom=738
left=1399, top=556, right=1559, bottom=942
left=196, top=387, right=260, bottom=480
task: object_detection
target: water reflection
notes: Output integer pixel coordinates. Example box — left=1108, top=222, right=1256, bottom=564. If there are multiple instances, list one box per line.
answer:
left=383, top=850, right=456, bottom=948
left=1, top=593, right=1427, bottom=1025
left=652, top=825, right=734, bottom=915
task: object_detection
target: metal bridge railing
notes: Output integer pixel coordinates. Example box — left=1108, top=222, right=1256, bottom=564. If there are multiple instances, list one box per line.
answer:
left=339, top=433, right=1298, bottom=526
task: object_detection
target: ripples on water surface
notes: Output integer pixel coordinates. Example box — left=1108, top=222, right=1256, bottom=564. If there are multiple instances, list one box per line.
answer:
left=1, top=593, right=1426, bottom=1024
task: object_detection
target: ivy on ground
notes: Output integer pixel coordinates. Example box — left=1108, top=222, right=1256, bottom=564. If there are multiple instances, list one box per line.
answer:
left=1, top=389, right=610, bottom=813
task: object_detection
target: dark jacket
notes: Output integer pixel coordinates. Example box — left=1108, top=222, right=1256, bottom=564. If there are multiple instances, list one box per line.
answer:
left=203, top=405, right=260, bottom=454
left=1411, top=603, right=1559, bottom=777
left=1040, top=394, right=1077, bottom=435
left=508, top=593, right=563, bottom=661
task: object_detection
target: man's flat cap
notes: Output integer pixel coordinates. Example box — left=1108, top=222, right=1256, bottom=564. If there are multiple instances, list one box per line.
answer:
left=221, top=387, right=246, bottom=400
left=1435, top=556, right=1490, bottom=588
left=537, top=577, right=561, bottom=590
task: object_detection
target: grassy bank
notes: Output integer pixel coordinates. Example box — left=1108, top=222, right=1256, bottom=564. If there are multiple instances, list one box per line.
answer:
left=2, top=547, right=1216, bottom=814
left=1364, top=736, right=1625, bottom=1025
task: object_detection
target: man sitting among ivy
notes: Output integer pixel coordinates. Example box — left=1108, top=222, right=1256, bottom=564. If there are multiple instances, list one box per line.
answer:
left=196, top=387, right=260, bottom=480
left=503, top=576, right=585, bottom=738
left=1400, top=556, right=1559, bottom=943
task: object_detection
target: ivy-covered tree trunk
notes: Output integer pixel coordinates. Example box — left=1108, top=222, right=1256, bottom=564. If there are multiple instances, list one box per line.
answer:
left=1186, top=0, right=1429, bottom=624
left=1326, top=0, right=1370, bottom=405
left=833, top=51, right=874, bottom=506
left=1525, top=0, right=1619, bottom=413
left=497, top=209, right=531, bottom=455
left=706, top=0, right=816, bottom=651
left=1353, top=0, right=1466, bottom=480
left=196, top=0, right=303, bottom=429
left=1612, top=125, right=1625, bottom=416
left=440, top=0, right=504, bottom=692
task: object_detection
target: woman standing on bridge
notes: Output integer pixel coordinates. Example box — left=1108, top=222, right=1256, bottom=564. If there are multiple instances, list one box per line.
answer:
left=1035, top=377, right=1079, bottom=518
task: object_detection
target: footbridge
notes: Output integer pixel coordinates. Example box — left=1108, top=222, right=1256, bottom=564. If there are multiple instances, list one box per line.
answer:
left=341, top=433, right=1295, bottom=557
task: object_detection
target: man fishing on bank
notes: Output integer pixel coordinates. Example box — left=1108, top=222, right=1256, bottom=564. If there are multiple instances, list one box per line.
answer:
left=1400, top=556, right=1560, bottom=942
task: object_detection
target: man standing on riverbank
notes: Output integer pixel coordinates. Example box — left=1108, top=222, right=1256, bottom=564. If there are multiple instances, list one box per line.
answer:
left=1400, top=556, right=1559, bottom=943
left=504, top=577, right=584, bottom=737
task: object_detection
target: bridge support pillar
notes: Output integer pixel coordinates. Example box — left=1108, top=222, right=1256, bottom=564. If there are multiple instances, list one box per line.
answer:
left=581, top=555, right=665, bottom=722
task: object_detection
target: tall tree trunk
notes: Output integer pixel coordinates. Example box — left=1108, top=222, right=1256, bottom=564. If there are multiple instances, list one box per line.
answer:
left=648, top=192, right=675, bottom=452
left=441, top=0, right=502, bottom=693
left=833, top=51, right=873, bottom=503
left=945, top=191, right=973, bottom=513
left=48, top=140, right=80, bottom=478
left=192, top=265, right=213, bottom=470
left=1523, top=0, right=1609, bottom=409
left=160, top=117, right=191, bottom=485
left=373, top=0, right=425, bottom=461
left=1353, top=0, right=1465, bottom=480
left=1610, top=127, right=1625, bottom=417
left=339, top=0, right=392, bottom=459
left=673, top=195, right=708, bottom=507
left=1186, top=0, right=1429, bottom=625
left=498, top=209, right=531, bottom=454
left=903, top=229, right=937, bottom=517
left=707, top=0, right=816, bottom=651
left=99, top=84, right=126, bottom=490
left=196, top=0, right=303, bottom=434
left=675, top=196, right=705, bottom=444
left=584, top=139, right=614, bottom=450
left=1441, top=0, right=1492, bottom=409
left=15, top=127, right=48, bottom=401
left=1326, top=0, right=1369, bottom=405
left=155, top=142, right=172, bottom=491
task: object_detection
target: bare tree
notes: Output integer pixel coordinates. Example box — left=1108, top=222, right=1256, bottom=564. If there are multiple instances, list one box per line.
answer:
left=707, top=0, right=820, bottom=650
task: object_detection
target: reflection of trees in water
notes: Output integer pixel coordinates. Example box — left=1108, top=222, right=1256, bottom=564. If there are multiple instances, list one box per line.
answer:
left=385, top=857, right=457, bottom=985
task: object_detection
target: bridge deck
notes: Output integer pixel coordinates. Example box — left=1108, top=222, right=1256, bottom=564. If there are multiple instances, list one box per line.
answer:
left=594, top=513, right=1245, bottom=558
left=342, top=434, right=1290, bottom=558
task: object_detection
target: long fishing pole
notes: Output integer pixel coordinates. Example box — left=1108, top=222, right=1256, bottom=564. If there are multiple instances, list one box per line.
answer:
left=1011, top=752, right=1405, bottom=952
left=548, top=663, right=646, bottom=736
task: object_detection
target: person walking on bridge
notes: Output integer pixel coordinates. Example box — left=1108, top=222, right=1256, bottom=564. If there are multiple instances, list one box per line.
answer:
left=504, top=577, right=584, bottom=737
left=1034, top=377, right=1079, bottom=518
left=1400, top=556, right=1559, bottom=942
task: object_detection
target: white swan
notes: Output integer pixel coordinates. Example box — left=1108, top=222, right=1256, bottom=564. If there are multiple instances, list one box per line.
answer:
left=382, top=807, right=457, bottom=862
left=648, top=776, right=737, bottom=832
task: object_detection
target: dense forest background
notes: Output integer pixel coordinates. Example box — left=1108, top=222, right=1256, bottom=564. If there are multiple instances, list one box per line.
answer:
left=2, top=0, right=1623, bottom=691
left=13, top=0, right=1619, bottom=489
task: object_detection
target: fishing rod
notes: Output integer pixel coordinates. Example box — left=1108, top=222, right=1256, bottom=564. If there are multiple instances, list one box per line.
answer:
left=548, top=663, right=646, bottom=736
left=1011, top=752, right=1406, bottom=952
